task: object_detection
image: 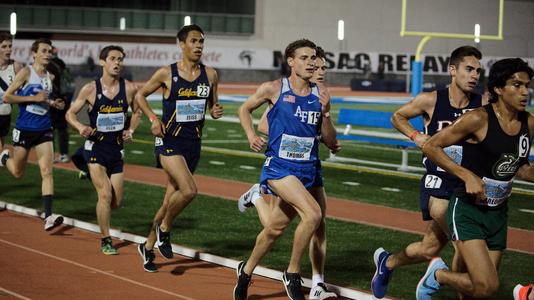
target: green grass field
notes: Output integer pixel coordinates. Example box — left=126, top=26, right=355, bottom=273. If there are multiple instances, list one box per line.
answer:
left=2, top=100, right=534, bottom=299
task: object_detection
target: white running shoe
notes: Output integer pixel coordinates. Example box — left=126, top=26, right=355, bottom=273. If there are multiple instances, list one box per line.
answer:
left=309, top=283, right=338, bottom=300
left=238, top=183, right=260, bottom=213
left=44, top=215, right=64, bottom=231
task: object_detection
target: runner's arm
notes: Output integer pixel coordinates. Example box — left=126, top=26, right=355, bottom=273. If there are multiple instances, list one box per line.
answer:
left=206, top=67, right=223, bottom=119
left=3, top=67, right=47, bottom=104
left=517, top=114, right=534, bottom=182
left=66, top=82, right=95, bottom=138
left=317, top=84, right=339, bottom=152
left=422, top=109, right=487, bottom=198
left=134, top=67, right=168, bottom=137
left=391, top=91, right=435, bottom=148
left=238, top=81, right=277, bottom=152
left=124, top=80, right=140, bottom=141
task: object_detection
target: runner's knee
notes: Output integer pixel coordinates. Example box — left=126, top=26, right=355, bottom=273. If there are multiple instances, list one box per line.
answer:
left=302, top=208, right=322, bottom=230
left=472, top=277, right=499, bottom=298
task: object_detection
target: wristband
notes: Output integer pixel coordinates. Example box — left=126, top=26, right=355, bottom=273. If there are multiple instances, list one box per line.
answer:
left=409, top=130, right=419, bottom=141
left=149, top=115, right=157, bottom=123
left=323, top=111, right=331, bottom=118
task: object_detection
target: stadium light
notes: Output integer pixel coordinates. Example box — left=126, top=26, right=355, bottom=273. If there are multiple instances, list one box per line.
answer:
left=184, top=16, right=191, bottom=26
left=119, top=17, right=126, bottom=31
left=474, top=24, right=480, bottom=43
left=337, top=20, right=344, bottom=41
left=10, top=12, right=17, bottom=35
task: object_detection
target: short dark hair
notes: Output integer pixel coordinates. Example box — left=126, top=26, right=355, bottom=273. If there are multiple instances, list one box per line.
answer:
left=284, top=39, right=317, bottom=61
left=316, top=46, right=326, bottom=60
left=176, top=24, right=204, bottom=42
left=31, top=38, right=52, bottom=53
left=99, top=45, right=125, bottom=60
left=449, top=46, right=482, bottom=67
left=487, top=58, right=534, bottom=102
left=0, top=32, right=12, bottom=44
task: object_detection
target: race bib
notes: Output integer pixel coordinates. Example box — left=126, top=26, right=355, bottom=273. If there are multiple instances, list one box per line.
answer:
left=26, top=103, right=49, bottom=116
left=479, top=177, right=512, bottom=207
left=96, top=112, right=125, bottom=132
left=279, top=134, right=314, bottom=161
left=84, top=140, right=94, bottom=151
left=196, top=84, right=210, bottom=97
left=155, top=137, right=163, bottom=146
left=175, top=99, right=206, bottom=122
left=0, top=103, right=11, bottom=115
left=424, top=174, right=442, bottom=189
left=437, top=145, right=463, bottom=172
left=12, top=128, right=20, bottom=143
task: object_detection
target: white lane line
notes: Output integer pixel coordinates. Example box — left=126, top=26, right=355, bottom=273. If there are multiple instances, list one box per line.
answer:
left=0, top=286, right=31, bottom=300
left=519, top=209, right=534, bottom=214
left=0, top=239, right=195, bottom=300
left=209, top=161, right=226, bottom=165
left=382, top=187, right=401, bottom=192
left=130, top=150, right=144, bottom=155
left=342, top=181, right=360, bottom=186
left=239, top=165, right=256, bottom=170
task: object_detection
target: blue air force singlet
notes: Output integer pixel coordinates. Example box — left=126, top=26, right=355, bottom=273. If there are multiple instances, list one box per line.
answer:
left=265, top=77, right=322, bottom=163
left=88, top=78, right=128, bottom=147
left=15, top=66, right=53, bottom=131
left=161, top=63, right=210, bottom=140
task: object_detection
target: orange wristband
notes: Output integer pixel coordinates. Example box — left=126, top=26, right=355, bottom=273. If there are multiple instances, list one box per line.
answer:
left=149, top=115, right=157, bottom=123
left=409, top=130, right=419, bottom=141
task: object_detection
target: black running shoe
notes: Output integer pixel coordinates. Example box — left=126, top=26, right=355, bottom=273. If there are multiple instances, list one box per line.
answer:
left=137, top=243, right=157, bottom=272
left=155, top=225, right=173, bottom=259
left=233, top=261, right=251, bottom=300
left=282, top=271, right=305, bottom=300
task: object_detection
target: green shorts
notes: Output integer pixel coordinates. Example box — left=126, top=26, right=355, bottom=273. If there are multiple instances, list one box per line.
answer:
left=447, top=195, right=508, bottom=250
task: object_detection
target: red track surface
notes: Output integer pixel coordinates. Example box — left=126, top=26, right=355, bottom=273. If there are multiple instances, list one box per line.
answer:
left=0, top=211, right=292, bottom=300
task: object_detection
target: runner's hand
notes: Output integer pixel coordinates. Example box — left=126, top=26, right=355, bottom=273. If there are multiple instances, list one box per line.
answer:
left=123, top=129, right=134, bottom=143
left=464, top=173, right=486, bottom=201
left=51, top=98, right=65, bottom=110
left=150, top=118, right=165, bottom=137
left=248, top=134, right=266, bottom=152
left=319, top=89, right=331, bottom=114
left=33, top=91, right=49, bottom=103
left=329, top=140, right=342, bottom=153
left=210, top=103, right=224, bottom=119
left=79, top=125, right=94, bottom=138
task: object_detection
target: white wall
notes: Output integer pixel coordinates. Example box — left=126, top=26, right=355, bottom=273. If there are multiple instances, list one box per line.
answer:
left=208, top=0, right=534, bottom=58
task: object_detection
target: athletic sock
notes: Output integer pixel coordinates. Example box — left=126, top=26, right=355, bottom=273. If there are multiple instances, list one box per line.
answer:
left=312, top=274, right=324, bottom=288
left=42, top=195, right=53, bottom=218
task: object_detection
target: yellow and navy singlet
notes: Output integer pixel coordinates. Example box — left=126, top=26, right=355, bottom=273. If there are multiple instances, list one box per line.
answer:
left=88, top=78, right=128, bottom=147
left=161, top=63, right=210, bottom=140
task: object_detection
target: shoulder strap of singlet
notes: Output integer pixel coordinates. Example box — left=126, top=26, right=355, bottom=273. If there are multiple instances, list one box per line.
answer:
left=281, top=77, right=290, bottom=94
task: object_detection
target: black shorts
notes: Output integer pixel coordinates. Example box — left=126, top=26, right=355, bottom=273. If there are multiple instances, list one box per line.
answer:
left=154, top=137, right=201, bottom=173
left=0, top=115, right=10, bottom=137
left=83, top=141, right=124, bottom=175
left=419, top=172, right=460, bottom=220
left=12, top=128, right=53, bottom=149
